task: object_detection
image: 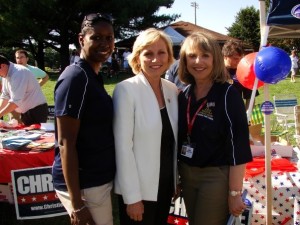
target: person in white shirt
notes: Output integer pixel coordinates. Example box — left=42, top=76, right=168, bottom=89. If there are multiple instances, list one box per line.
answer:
left=290, top=50, right=298, bottom=83
left=0, top=55, right=48, bottom=126
left=122, top=48, right=131, bottom=73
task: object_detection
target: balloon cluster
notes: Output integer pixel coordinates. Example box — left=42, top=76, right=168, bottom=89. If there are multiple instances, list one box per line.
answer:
left=236, top=46, right=291, bottom=89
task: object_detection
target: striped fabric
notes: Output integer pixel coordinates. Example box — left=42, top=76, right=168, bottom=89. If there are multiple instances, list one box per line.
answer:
left=274, top=99, right=298, bottom=107
left=250, top=104, right=264, bottom=125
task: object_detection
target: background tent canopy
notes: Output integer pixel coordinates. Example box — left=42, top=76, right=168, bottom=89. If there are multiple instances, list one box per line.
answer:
left=267, top=0, right=300, bottom=38
left=163, top=26, right=185, bottom=46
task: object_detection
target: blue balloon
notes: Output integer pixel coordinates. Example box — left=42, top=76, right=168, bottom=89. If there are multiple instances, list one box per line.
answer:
left=254, top=46, right=291, bottom=84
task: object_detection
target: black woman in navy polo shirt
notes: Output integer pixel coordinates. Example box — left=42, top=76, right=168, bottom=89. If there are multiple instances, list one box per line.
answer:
left=177, top=32, right=252, bottom=225
left=52, top=13, right=115, bottom=225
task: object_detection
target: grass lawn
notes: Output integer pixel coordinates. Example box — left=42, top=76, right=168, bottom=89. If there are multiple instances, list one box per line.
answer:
left=1, top=72, right=299, bottom=224
left=43, top=72, right=300, bottom=106
left=255, top=77, right=300, bottom=105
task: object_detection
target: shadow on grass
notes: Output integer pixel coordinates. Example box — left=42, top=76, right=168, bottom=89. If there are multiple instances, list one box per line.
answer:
left=101, top=71, right=133, bottom=85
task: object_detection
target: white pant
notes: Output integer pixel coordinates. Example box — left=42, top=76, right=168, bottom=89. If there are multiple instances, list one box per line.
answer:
left=56, top=182, right=113, bottom=225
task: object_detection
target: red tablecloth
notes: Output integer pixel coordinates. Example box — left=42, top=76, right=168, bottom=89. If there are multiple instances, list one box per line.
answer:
left=0, top=134, right=55, bottom=183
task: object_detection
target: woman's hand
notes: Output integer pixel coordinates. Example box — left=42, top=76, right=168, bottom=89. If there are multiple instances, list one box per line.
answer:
left=228, top=195, right=246, bottom=217
left=71, top=207, right=95, bottom=225
left=126, top=201, right=144, bottom=221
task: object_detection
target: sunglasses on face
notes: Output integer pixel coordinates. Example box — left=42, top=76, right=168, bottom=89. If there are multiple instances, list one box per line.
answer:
left=82, top=13, right=113, bottom=29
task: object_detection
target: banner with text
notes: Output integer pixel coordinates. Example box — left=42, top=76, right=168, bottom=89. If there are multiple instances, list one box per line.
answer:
left=11, top=166, right=67, bottom=220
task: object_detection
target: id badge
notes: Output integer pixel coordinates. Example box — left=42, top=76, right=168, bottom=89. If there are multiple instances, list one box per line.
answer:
left=181, top=143, right=194, bottom=158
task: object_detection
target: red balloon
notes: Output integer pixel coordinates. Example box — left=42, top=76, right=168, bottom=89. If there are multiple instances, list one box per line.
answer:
left=236, top=52, right=264, bottom=90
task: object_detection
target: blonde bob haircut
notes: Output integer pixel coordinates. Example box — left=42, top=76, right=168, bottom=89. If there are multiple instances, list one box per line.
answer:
left=178, top=32, right=229, bottom=85
left=128, top=28, right=174, bottom=75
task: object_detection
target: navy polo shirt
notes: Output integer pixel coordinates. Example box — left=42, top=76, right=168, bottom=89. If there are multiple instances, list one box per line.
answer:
left=52, top=59, right=115, bottom=191
left=178, top=82, right=252, bottom=167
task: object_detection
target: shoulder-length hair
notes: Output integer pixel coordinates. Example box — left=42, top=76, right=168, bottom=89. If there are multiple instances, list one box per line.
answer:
left=128, top=28, right=174, bottom=75
left=178, top=32, right=229, bottom=84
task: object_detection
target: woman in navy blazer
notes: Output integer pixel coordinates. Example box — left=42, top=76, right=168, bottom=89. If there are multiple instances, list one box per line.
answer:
left=113, top=28, right=178, bottom=225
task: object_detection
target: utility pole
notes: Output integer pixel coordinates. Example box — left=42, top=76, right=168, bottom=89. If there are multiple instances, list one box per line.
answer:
left=190, top=1, right=199, bottom=25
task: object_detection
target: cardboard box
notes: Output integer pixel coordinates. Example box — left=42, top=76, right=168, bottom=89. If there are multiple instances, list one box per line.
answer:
left=250, top=143, right=293, bottom=157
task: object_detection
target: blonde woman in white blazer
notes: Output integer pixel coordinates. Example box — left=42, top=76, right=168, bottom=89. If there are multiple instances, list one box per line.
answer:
left=113, top=28, right=178, bottom=225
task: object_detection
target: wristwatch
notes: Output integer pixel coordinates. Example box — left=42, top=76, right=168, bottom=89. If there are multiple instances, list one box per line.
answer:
left=229, top=190, right=242, bottom=197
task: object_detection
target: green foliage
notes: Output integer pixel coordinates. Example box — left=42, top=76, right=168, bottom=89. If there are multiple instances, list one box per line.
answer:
left=0, top=0, right=179, bottom=70
left=226, top=1, right=298, bottom=52
left=226, top=6, right=260, bottom=51
left=268, top=39, right=300, bottom=53
left=256, top=76, right=300, bottom=105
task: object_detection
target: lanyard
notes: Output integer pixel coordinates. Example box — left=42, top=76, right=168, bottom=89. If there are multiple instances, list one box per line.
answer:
left=186, top=96, right=207, bottom=138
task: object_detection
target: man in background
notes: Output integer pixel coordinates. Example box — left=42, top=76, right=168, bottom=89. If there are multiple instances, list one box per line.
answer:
left=0, top=54, right=48, bottom=125
left=15, top=49, right=49, bottom=86
left=222, top=40, right=259, bottom=111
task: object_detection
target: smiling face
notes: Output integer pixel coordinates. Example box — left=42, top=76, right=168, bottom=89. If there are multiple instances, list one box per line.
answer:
left=79, top=21, right=114, bottom=64
left=185, top=45, right=213, bottom=83
left=138, top=38, right=169, bottom=79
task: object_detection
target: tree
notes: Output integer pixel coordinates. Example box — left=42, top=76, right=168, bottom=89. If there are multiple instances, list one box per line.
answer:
left=226, top=6, right=260, bottom=51
left=268, top=39, right=300, bottom=53
left=226, top=1, right=299, bottom=53
left=0, top=0, right=179, bottom=70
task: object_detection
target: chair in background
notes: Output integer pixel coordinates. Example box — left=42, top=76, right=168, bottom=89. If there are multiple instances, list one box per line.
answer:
left=294, top=105, right=300, bottom=147
left=273, top=94, right=298, bottom=130
left=249, top=104, right=289, bottom=144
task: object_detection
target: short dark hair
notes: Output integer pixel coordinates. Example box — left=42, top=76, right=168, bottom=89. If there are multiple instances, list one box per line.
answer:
left=0, top=55, right=10, bottom=65
left=222, top=40, right=244, bottom=57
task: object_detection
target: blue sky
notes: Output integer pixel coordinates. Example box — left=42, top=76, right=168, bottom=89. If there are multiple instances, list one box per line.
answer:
left=157, top=0, right=260, bottom=35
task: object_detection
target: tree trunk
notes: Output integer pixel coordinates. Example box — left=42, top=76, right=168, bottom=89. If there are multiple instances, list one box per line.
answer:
left=60, top=29, right=71, bottom=72
left=36, top=41, right=45, bottom=69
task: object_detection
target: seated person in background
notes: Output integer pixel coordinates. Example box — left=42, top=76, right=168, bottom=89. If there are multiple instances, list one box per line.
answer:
left=222, top=40, right=259, bottom=111
left=0, top=55, right=48, bottom=126
left=15, top=49, right=49, bottom=87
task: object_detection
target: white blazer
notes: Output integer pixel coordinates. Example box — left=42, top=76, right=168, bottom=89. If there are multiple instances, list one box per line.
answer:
left=113, top=73, right=178, bottom=204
